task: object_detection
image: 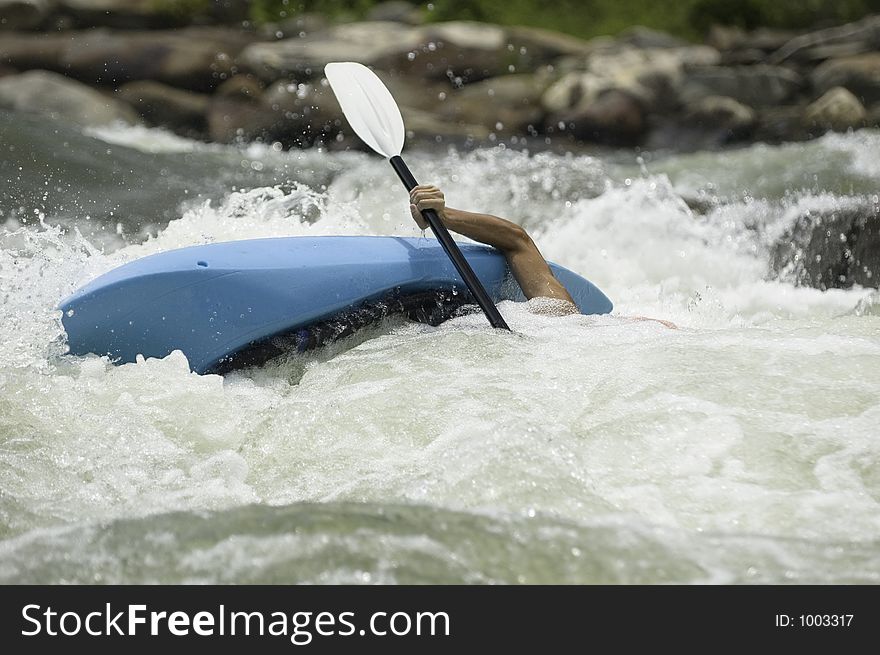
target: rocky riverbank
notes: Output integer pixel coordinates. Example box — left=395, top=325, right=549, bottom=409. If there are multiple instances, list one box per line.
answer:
left=2, top=1, right=880, bottom=152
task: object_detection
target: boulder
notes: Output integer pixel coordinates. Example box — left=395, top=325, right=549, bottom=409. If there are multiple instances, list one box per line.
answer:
left=54, top=0, right=182, bottom=29
left=62, top=28, right=255, bottom=90
left=708, top=25, right=796, bottom=54
left=543, top=45, right=720, bottom=117
left=55, top=0, right=252, bottom=29
left=0, top=28, right=257, bottom=90
left=273, top=13, right=329, bottom=39
left=768, top=15, right=880, bottom=65
left=240, top=20, right=576, bottom=85
left=811, top=54, right=880, bottom=107
left=366, top=1, right=423, bottom=24
left=0, top=69, right=138, bottom=126
left=681, top=64, right=803, bottom=108
left=0, top=31, right=67, bottom=70
left=200, top=0, right=251, bottom=25
left=644, top=96, right=758, bottom=152
left=550, top=88, right=646, bottom=146
left=802, top=87, right=865, bottom=132
left=400, top=106, right=491, bottom=147
left=375, top=69, right=454, bottom=112
left=435, top=73, right=548, bottom=134
left=716, top=49, right=766, bottom=67
left=208, top=79, right=342, bottom=146
left=206, top=97, right=281, bottom=144
left=117, top=80, right=209, bottom=134
left=214, top=73, right=264, bottom=100
left=0, top=0, right=49, bottom=30
left=708, top=26, right=800, bottom=65
left=393, top=21, right=516, bottom=83
left=503, top=25, right=594, bottom=64
left=771, top=201, right=880, bottom=290
left=683, top=95, right=756, bottom=138
left=753, top=105, right=809, bottom=143
left=238, top=21, right=425, bottom=81
left=616, top=26, right=688, bottom=50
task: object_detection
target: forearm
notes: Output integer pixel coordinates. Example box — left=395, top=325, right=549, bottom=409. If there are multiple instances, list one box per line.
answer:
left=408, top=185, right=574, bottom=303
left=439, top=208, right=575, bottom=303
left=438, top=207, right=530, bottom=253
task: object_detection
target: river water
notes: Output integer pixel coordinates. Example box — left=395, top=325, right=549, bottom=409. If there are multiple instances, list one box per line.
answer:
left=1, top=110, right=878, bottom=583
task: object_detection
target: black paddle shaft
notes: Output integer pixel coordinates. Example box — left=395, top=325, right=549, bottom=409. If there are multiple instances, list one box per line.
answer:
left=389, top=156, right=510, bottom=331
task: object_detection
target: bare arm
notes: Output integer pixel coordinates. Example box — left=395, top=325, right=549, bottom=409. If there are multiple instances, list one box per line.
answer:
left=409, top=185, right=575, bottom=303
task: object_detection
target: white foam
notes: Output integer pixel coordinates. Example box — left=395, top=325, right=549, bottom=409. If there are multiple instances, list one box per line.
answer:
left=2, top=137, right=879, bottom=583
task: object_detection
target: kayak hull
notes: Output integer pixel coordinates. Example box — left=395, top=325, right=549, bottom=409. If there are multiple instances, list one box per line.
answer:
left=59, top=236, right=613, bottom=373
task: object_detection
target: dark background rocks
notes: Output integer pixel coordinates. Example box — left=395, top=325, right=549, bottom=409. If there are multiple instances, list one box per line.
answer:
left=3, top=7, right=880, bottom=150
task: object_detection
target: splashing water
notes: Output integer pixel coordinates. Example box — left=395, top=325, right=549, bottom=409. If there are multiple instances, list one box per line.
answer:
left=1, top=114, right=878, bottom=583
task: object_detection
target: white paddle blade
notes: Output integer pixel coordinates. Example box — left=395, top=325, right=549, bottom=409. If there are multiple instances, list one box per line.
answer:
left=325, top=62, right=405, bottom=158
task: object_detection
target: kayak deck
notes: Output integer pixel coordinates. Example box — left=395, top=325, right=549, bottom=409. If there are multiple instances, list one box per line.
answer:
left=59, top=236, right=613, bottom=373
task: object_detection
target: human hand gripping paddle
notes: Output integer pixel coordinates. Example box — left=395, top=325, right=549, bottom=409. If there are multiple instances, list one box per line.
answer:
left=324, top=62, right=510, bottom=331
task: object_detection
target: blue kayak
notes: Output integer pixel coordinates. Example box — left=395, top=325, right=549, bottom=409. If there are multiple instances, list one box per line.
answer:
left=59, top=236, right=613, bottom=373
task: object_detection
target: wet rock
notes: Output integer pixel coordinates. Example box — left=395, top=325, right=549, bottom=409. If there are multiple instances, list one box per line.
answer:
left=367, top=1, right=423, bottom=25
left=436, top=73, right=548, bottom=134
left=753, top=105, right=809, bottom=143
left=0, top=69, right=138, bottom=126
left=771, top=201, right=880, bottom=290
left=0, top=31, right=67, bottom=70
left=239, top=21, right=425, bottom=81
left=273, top=13, right=329, bottom=39
left=375, top=70, right=453, bottom=112
left=504, top=25, right=593, bottom=64
left=681, top=64, right=803, bottom=108
left=811, top=54, right=880, bottom=107
left=382, top=21, right=510, bottom=83
left=54, top=0, right=181, bottom=29
left=551, top=88, right=645, bottom=146
left=768, top=15, right=880, bottom=65
left=684, top=95, right=756, bottom=138
left=616, top=26, right=687, bottom=50
left=802, top=87, right=865, bottom=132
left=400, top=106, right=491, bottom=147
left=648, top=99, right=756, bottom=151
left=543, top=45, right=719, bottom=118
left=215, top=73, right=264, bottom=100
left=117, top=80, right=208, bottom=134
left=0, top=27, right=256, bottom=90
left=206, top=97, right=279, bottom=144
left=200, top=0, right=251, bottom=25
left=56, top=0, right=252, bottom=29
left=0, top=0, right=49, bottom=30
left=64, top=27, right=254, bottom=90
left=708, top=26, right=800, bottom=66
left=240, top=20, right=567, bottom=86
left=708, top=26, right=798, bottom=55
left=207, top=79, right=342, bottom=147
left=261, top=79, right=339, bottom=124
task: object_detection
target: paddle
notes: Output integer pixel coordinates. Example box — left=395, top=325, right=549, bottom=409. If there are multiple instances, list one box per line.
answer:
left=324, top=62, right=510, bottom=331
